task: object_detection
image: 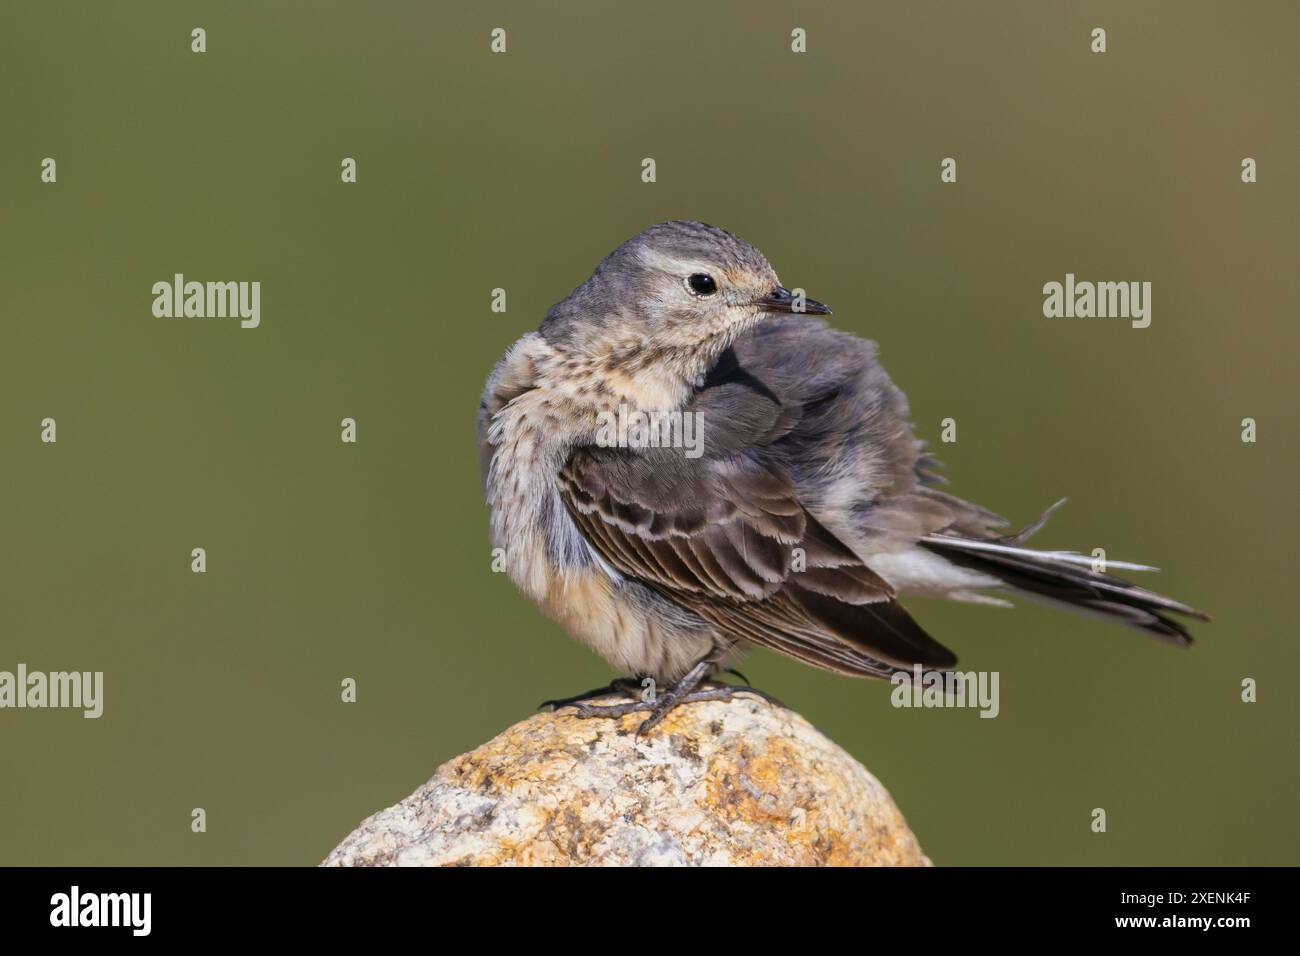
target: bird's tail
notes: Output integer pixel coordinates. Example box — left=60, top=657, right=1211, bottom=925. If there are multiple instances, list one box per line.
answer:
left=919, top=500, right=1210, bottom=645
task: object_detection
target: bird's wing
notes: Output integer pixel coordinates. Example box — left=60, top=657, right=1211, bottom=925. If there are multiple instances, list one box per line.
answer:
left=722, top=316, right=1011, bottom=547
left=558, top=381, right=957, bottom=677
left=724, top=317, right=1207, bottom=643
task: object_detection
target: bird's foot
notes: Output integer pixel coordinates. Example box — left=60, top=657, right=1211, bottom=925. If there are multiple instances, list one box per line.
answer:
left=557, top=680, right=784, bottom=736
left=538, top=677, right=645, bottom=711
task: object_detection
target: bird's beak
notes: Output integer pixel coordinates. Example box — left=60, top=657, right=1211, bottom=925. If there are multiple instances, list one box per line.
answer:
left=756, top=285, right=832, bottom=316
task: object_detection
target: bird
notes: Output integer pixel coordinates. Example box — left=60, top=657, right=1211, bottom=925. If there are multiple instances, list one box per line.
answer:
left=477, top=220, right=1208, bottom=733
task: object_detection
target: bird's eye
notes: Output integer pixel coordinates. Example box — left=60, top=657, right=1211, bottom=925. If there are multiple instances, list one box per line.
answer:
left=686, top=273, right=718, bottom=297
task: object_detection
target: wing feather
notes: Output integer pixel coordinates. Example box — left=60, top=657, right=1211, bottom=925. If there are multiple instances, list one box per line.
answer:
left=560, top=439, right=956, bottom=676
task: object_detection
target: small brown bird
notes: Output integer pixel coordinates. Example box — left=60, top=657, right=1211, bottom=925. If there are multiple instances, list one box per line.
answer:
left=478, top=221, right=1208, bottom=733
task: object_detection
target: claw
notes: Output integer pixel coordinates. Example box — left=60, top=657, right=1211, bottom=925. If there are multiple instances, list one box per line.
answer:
left=635, top=685, right=781, bottom=736
left=543, top=660, right=785, bottom=734
left=539, top=677, right=643, bottom=711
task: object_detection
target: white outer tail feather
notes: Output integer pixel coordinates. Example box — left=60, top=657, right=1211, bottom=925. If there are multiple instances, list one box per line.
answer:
left=920, top=536, right=1160, bottom=573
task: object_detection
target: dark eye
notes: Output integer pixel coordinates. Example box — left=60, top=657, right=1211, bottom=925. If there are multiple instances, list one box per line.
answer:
left=686, top=273, right=718, bottom=296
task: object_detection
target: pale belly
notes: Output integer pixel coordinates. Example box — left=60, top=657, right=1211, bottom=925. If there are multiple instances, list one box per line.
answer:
left=480, top=339, right=732, bottom=683
left=535, top=564, right=722, bottom=682
left=487, top=450, right=722, bottom=681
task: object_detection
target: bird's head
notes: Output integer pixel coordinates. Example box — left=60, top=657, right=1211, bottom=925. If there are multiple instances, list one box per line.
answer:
left=541, top=221, right=830, bottom=401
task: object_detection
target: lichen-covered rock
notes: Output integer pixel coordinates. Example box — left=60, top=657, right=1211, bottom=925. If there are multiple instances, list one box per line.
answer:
left=323, top=695, right=930, bottom=867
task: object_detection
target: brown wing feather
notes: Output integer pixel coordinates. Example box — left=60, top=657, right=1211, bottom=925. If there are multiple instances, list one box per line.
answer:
left=559, top=443, right=956, bottom=676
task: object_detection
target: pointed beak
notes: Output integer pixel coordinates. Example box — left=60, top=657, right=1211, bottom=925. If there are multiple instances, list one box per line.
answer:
left=756, top=285, right=832, bottom=316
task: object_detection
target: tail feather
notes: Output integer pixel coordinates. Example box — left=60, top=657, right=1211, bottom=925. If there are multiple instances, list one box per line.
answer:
left=920, top=530, right=1210, bottom=647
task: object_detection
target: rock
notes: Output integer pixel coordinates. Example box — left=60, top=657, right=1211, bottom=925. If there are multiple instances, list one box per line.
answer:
left=322, top=695, right=931, bottom=867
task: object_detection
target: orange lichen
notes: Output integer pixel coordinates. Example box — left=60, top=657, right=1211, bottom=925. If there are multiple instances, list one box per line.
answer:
left=324, top=697, right=930, bottom=867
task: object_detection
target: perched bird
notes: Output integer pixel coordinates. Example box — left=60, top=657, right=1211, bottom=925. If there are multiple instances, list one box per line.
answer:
left=478, top=221, right=1208, bottom=733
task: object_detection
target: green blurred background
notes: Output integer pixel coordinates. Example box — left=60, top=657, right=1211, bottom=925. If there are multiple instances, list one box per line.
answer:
left=2, top=0, right=1296, bottom=865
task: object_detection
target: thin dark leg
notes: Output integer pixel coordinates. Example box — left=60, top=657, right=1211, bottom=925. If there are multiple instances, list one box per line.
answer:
left=552, top=659, right=711, bottom=724
left=538, top=676, right=644, bottom=711
left=551, top=658, right=784, bottom=735
left=661, top=686, right=770, bottom=708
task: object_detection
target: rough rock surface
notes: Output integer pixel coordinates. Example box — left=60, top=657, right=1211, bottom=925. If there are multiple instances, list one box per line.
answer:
left=323, top=695, right=930, bottom=866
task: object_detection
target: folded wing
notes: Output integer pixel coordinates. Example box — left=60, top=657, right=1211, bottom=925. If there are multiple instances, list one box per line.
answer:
left=559, top=383, right=957, bottom=678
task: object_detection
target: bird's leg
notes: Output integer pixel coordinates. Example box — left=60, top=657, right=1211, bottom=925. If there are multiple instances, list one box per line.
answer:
left=630, top=658, right=714, bottom=734
left=551, top=660, right=712, bottom=723
left=552, top=659, right=713, bottom=724
left=634, top=671, right=785, bottom=733
left=551, top=658, right=784, bottom=735
left=539, top=676, right=645, bottom=711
